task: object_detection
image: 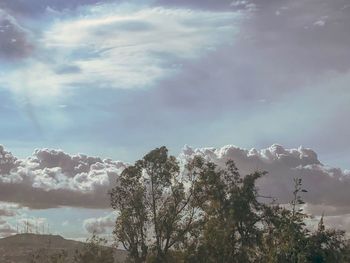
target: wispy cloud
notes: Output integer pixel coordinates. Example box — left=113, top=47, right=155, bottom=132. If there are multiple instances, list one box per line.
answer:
left=1, top=4, right=244, bottom=102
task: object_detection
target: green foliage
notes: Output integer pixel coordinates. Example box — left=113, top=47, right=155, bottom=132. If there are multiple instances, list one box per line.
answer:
left=261, top=178, right=310, bottom=263
left=184, top=158, right=266, bottom=263
left=304, top=216, right=350, bottom=263
left=28, top=234, right=115, bottom=263
left=110, top=146, right=350, bottom=263
left=111, top=163, right=148, bottom=263
left=73, top=234, right=115, bottom=263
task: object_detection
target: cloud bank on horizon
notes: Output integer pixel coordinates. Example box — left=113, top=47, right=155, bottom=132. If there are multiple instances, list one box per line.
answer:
left=1, top=143, right=350, bottom=236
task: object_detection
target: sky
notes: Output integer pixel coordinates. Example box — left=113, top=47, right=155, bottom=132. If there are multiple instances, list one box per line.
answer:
left=0, top=0, right=350, bottom=240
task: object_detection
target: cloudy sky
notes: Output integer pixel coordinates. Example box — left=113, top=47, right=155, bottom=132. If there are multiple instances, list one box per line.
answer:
left=0, top=0, right=350, bottom=240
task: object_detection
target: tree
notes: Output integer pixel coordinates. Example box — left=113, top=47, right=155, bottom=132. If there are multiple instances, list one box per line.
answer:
left=111, top=164, right=148, bottom=263
left=73, top=233, right=114, bottom=263
left=261, top=178, right=309, bottom=263
left=305, top=215, right=350, bottom=263
left=184, top=157, right=266, bottom=263
left=110, top=146, right=350, bottom=263
left=110, top=147, right=198, bottom=263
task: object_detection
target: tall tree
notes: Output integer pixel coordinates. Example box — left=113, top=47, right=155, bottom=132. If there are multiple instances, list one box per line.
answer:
left=111, top=165, right=148, bottom=263
left=110, top=147, right=197, bottom=263
left=185, top=157, right=266, bottom=263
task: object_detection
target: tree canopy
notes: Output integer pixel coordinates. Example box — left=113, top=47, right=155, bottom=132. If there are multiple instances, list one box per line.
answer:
left=110, top=146, right=350, bottom=263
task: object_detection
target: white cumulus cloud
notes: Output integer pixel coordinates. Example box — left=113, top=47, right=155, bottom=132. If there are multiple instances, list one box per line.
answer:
left=2, top=142, right=350, bottom=234
left=0, top=145, right=127, bottom=209
left=179, top=144, right=350, bottom=214
left=83, top=212, right=116, bottom=234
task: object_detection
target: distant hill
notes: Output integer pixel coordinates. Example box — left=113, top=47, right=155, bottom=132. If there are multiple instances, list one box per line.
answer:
left=0, top=233, right=127, bottom=263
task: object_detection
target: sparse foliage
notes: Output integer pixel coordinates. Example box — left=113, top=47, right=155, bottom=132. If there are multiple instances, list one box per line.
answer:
left=305, top=216, right=350, bottom=263
left=73, top=233, right=114, bottom=263
left=261, top=178, right=309, bottom=263
left=29, top=248, right=68, bottom=263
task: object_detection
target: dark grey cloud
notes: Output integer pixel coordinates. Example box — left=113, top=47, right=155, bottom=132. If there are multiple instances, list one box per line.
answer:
left=0, top=184, right=110, bottom=209
left=0, top=9, right=33, bottom=59
left=0, top=0, right=111, bottom=16
left=154, top=0, right=239, bottom=10
left=155, top=0, right=350, bottom=108
left=247, top=0, right=350, bottom=73
left=0, top=0, right=246, bottom=15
